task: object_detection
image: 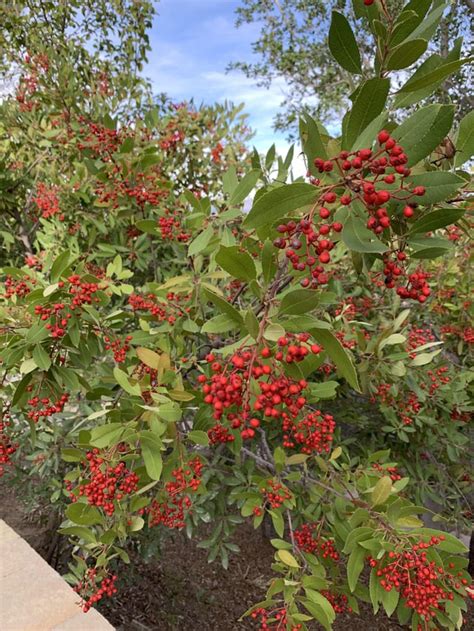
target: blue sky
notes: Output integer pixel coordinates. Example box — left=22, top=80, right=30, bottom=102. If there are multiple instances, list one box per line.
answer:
left=145, top=0, right=290, bottom=153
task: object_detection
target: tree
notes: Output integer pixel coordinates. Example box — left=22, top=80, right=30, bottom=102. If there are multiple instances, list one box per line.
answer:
left=229, top=0, right=473, bottom=137
left=1, top=1, right=473, bottom=630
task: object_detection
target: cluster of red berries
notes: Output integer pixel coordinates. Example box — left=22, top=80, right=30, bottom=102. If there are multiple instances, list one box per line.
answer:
left=253, top=481, right=292, bottom=516
left=371, top=462, right=402, bottom=482
left=74, top=569, right=118, bottom=613
left=35, top=301, right=72, bottom=338
left=275, top=130, right=433, bottom=300
left=440, top=325, right=474, bottom=345
left=159, top=121, right=185, bottom=151
left=372, top=383, right=421, bottom=426
left=148, top=458, right=203, bottom=529
left=420, top=367, right=450, bottom=397
left=76, top=118, right=126, bottom=159
left=3, top=275, right=36, bottom=299
left=273, top=217, right=341, bottom=287
left=211, top=142, right=224, bottom=163
left=273, top=334, right=322, bottom=363
left=67, top=450, right=139, bottom=516
left=282, top=410, right=335, bottom=454
left=321, top=591, right=351, bottom=615
left=27, top=393, right=69, bottom=423
left=15, top=53, right=49, bottom=111
left=68, top=275, right=101, bottom=309
left=32, top=183, right=63, bottom=220
left=251, top=606, right=302, bottom=631
left=158, top=209, right=190, bottom=242
left=368, top=536, right=474, bottom=621
left=128, top=291, right=190, bottom=323
left=390, top=267, right=431, bottom=303
left=0, top=417, right=17, bottom=476
left=104, top=335, right=132, bottom=363
left=199, top=346, right=337, bottom=454
left=294, top=523, right=340, bottom=561
left=407, top=327, right=436, bottom=358
left=33, top=276, right=102, bottom=339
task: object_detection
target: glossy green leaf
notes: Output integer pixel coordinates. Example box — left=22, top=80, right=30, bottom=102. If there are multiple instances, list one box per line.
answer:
left=405, top=172, right=465, bottom=205
left=393, top=104, right=454, bottom=166
left=341, top=215, right=388, bottom=254
left=328, top=11, right=361, bottom=74
left=188, top=224, right=214, bottom=257
left=397, top=58, right=473, bottom=93
left=140, top=431, right=163, bottom=480
left=215, top=245, right=257, bottom=281
left=244, top=183, right=316, bottom=229
left=344, top=78, right=390, bottom=149
left=386, top=39, right=427, bottom=70
left=347, top=545, right=365, bottom=592
left=229, top=169, right=260, bottom=205
left=311, top=328, right=360, bottom=391
left=409, top=208, right=466, bottom=234
left=454, top=110, right=474, bottom=167
left=371, top=476, right=392, bottom=506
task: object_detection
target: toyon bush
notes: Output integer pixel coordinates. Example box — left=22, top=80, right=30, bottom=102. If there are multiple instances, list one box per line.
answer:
left=0, top=1, right=473, bottom=630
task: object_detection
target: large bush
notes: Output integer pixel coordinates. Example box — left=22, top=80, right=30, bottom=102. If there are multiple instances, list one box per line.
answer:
left=0, top=1, right=473, bottom=629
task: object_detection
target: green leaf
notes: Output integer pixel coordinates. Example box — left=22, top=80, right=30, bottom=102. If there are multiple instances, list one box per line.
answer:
left=381, top=584, right=400, bottom=617
left=371, top=476, right=392, bottom=506
left=408, top=529, right=468, bottom=554
left=308, top=381, right=339, bottom=400
left=113, top=366, right=141, bottom=396
left=136, top=347, right=161, bottom=370
left=90, top=423, right=125, bottom=449
left=344, top=78, right=390, bottom=149
left=201, top=314, right=240, bottom=334
left=347, top=545, right=366, bottom=592
left=409, top=208, right=466, bottom=234
left=300, top=114, right=328, bottom=176
left=244, top=183, right=316, bottom=229
left=405, top=172, right=465, bottom=205
left=269, top=510, right=285, bottom=538
left=305, top=589, right=336, bottom=624
left=58, top=526, right=97, bottom=544
left=328, top=11, right=362, bottom=74
left=350, top=111, right=387, bottom=152
left=188, top=224, right=214, bottom=257
left=140, top=431, right=163, bottom=480
left=393, top=54, right=445, bottom=109
left=203, top=288, right=244, bottom=325
left=65, top=503, right=103, bottom=526
left=397, top=58, right=473, bottom=93
left=393, top=105, right=454, bottom=166
left=32, top=345, right=51, bottom=371
left=262, top=239, right=277, bottom=284
left=50, top=251, right=71, bottom=282
left=386, top=39, right=427, bottom=70
left=229, top=169, right=260, bottom=205
left=60, top=448, right=83, bottom=462
left=277, top=549, right=299, bottom=568
left=341, top=215, right=388, bottom=254
left=136, top=219, right=158, bottom=235
left=25, top=323, right=49, bottom=344
left=215, top=245, right=257, bottom=281
left=399, top=3, right=446, bottom=43
left=244, top=309, right=260, bottom=339
left=311, top=328, right=360, bottom=391
left=279, top=288, right=333, bottom=316
left=188, top=430, right=209, bottom=446
left=455, top=110, right=474, bottom=167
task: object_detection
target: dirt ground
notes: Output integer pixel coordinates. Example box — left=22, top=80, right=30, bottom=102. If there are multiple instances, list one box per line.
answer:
left=0, top=481, right=472, bottom=631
